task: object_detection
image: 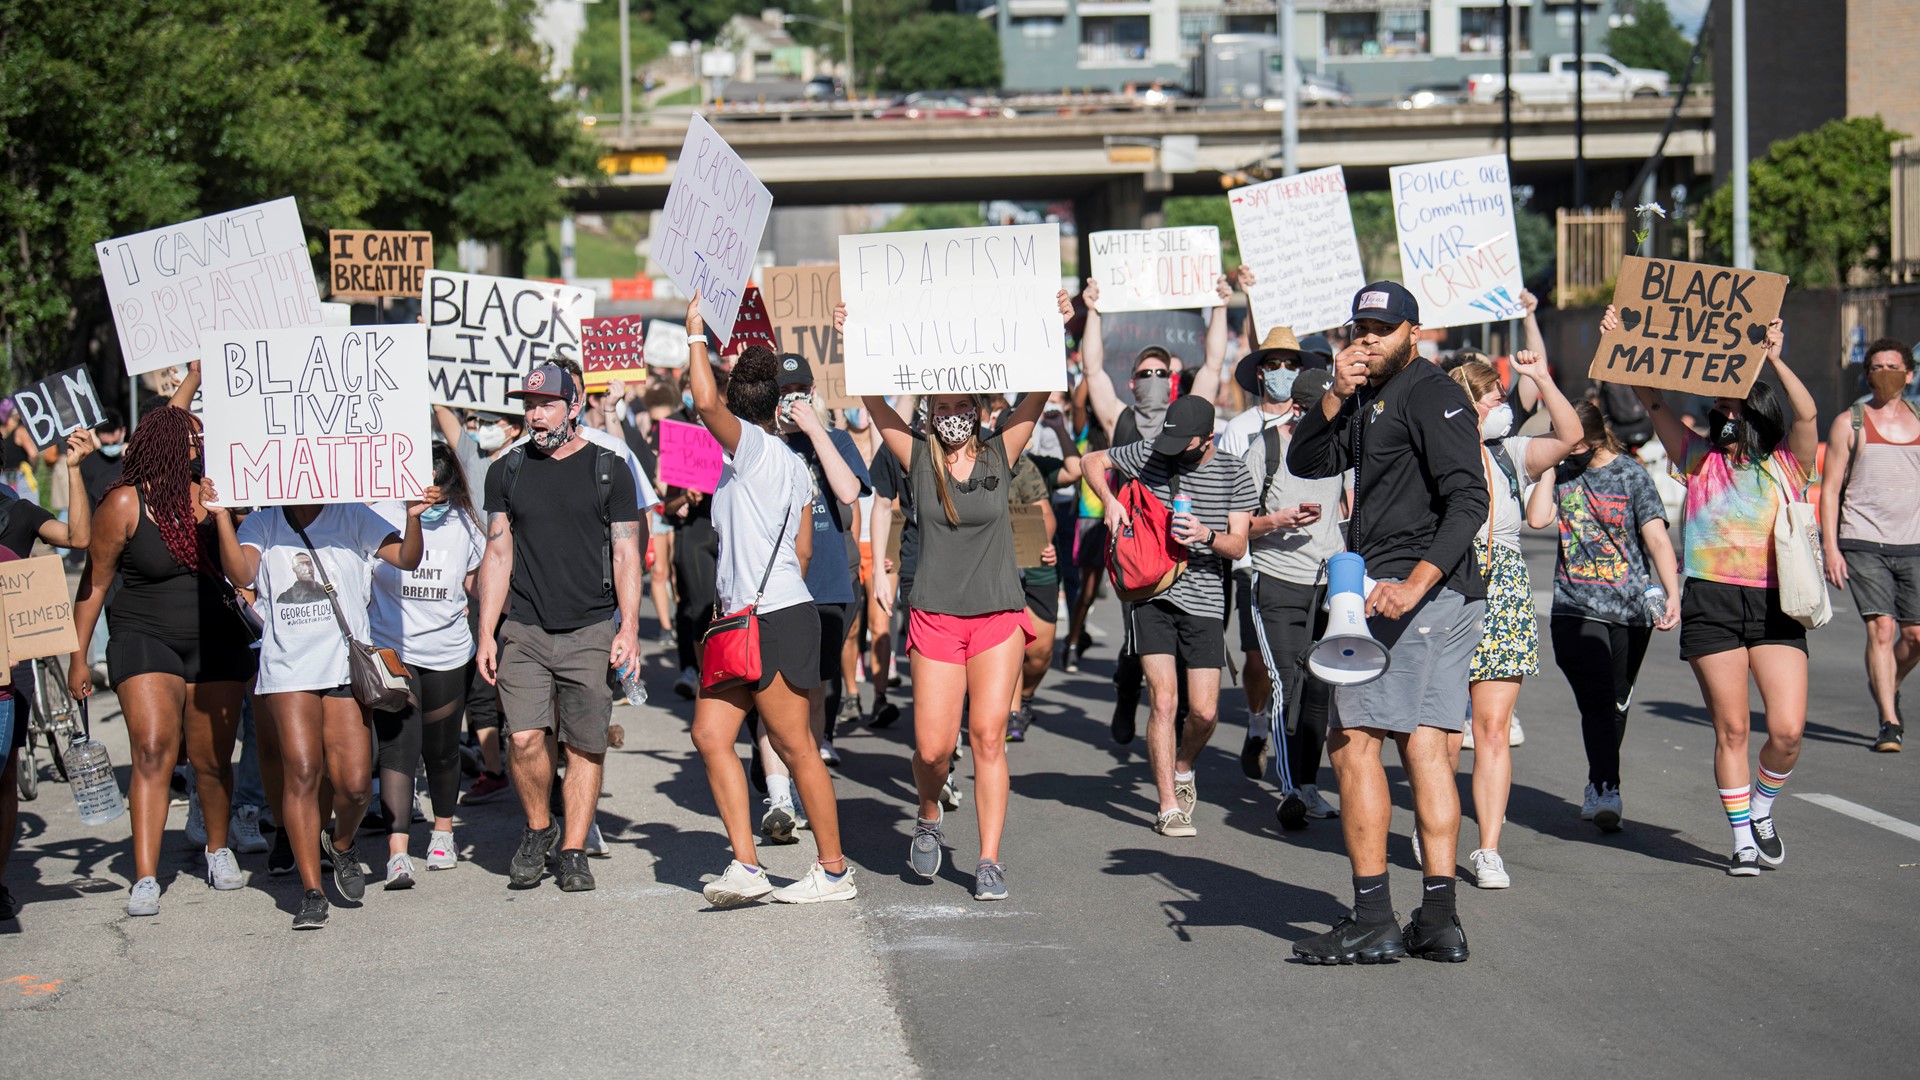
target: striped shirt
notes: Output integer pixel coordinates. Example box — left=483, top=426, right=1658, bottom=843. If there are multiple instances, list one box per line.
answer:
left=1108, top=441, right=1259, bottom=619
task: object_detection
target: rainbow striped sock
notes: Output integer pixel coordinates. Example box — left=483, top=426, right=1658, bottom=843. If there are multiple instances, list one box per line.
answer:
left=1751, top=765, right=1792, bottom=819
left=1720, top=786, right=1755, bottom=850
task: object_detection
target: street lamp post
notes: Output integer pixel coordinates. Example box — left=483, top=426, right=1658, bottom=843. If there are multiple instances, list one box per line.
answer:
left=618, top=0, right=631, bottom=139
left=1279, top=0, right=1298, bottom=177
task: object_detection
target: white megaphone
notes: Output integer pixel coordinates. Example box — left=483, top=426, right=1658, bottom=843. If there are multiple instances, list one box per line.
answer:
left=1308, top=552, right=1391, bottom=686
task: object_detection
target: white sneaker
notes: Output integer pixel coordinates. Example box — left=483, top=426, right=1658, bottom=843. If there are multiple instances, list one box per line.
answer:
left=229, top=805, right=270, bottom=854
left=205, top=847, right=244, bottom=890
left=385, top=853, right=417, bottom=890
left=1300, top=785, right=1339, bottom=819
left=185, top=789, right=208, bottom=847
left=127, top=876, right=161, bottom=916
left=1594, top=784, right=1624, bottom=832
left=703, top=859, right=776, bottom=907
left=772, top=862, right=858, bottom=904
left=819, top=740, right=842, bottom=766
left=585, top=820, right=612, bottom=857
left=426, top=830, right=458, bottom=870
left=940, top=779, right=963, bottom=811
left=1461, top=725, right=1476, bottom=750
left=1508, top=714, right=1526, bottom=747
left=1469, top=848, right=1511, bottom=889
left=1580, top=783, right=1602, bottom=820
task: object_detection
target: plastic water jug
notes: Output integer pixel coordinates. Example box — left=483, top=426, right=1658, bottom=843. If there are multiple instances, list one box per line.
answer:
left=64, top=737, right=127, bottom=826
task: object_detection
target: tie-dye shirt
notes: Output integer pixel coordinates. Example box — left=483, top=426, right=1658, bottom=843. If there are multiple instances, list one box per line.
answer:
left=1677, top=433, right=1807, bottom=587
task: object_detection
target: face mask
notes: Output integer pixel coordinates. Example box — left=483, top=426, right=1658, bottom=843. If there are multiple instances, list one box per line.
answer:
left=844, top=407, right=868, bottom=429
left=1262, top=366, right=1297, bottom=401
left=1416, top=339, right=1440, bottom=361
left=189, top=455, right=204, bottom=482
left=1133, top=377, right=1171, bottom=410
left=1480, top=403, right=1513, bottom=441
left=474, top=425, right=507, bottom=453
left=1869, top=369, right=1911, bottom=400
left=1567, top=448, right=1595, bottom=470
left=1178, top=445, right=1207, bottom=467
left=421, top=503, right=452, bottom=525
left=98, top=442, right=125, bottom=459
left=777, top=391, right=811, bottom=431
left=1710, top=409, right=1744, bottom=450
left=531, top=419, right=571, bottom=452
left=682, top=391, right=695, bottom=411
left=931, top=412, right=976, bottom=447
left=1043, top=402, right=1065, bottom=418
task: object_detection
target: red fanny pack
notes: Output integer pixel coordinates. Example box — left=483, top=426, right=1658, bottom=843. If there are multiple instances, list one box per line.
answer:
left=700, top=503, right=793, bottom=693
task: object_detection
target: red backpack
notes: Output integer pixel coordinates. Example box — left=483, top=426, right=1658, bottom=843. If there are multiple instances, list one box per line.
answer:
left=1107, top=476, right=1187, bottom=602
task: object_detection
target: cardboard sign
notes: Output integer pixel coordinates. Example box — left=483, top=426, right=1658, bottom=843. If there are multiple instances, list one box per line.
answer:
left=1390, top=155, right=1524, bottom=328
left=9, top=367, right=106, bottom=449
left=765, top=265, right=842, bottom=366
left=328, top=230, right=433, bottom=299
left=1088, top=227, right=1222, bottom=313
left=812, top=362, right=859, bottom=411
left=202, top=325, right=433, bottom=505
left=580, top=315, right=647, bottom=391
left=647, top=114, right=773, bottom=348
left=839, top=224, right=1067, bottom=396
left=1227, top=166, right=1366, bottom=335
left=728, top=285, right=778, bottom=354
left=95, top=197, right=323, bottom=376
left=1587, top=256, right=1789, bottom=398
left=424, top=271, right=594, bottom=414
left=1009, top=502, right=1050, bottom=568
left=656, top=418, right=723, bottom=493
left=645, top=319, right=691, bottom=369
left=1099, top=309, right=1209, bottom=406
left=1, top=554, right=80, bottom=661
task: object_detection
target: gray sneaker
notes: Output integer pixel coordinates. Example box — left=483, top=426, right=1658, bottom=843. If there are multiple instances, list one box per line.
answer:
left=327, top=835, right=366, bottom=902
left=508, top=821, right=560, bottom=886
left=126, top=876, right=161, bottom=916
left=204, top=847, right=244, bottom=891
left=909, top=817, right=944, bottom=878
left=974, top=860, right=1008, bottom=901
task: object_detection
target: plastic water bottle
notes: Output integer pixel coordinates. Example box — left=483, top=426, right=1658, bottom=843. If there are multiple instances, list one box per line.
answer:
left=64, top=737, right=127, bottom=826
left=617, top=663, right=647, bottom=707
left=1643, top=585, right=1668, bottom=623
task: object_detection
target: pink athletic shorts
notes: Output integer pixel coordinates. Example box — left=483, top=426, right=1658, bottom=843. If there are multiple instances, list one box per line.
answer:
left=907, top=609, right=1036, bottom=665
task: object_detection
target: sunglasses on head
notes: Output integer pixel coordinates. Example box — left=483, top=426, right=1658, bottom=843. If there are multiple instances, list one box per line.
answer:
left=1133, top=368, right=1171, bottom=380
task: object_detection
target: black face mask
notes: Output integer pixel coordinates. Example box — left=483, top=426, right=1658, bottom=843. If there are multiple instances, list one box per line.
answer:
left=1566, top=448, right=1596, bottom=471
left=1710, top=409, right=1744, bottom=451
left=1175, top=445, right=1206, bottom=467
left=189, top=455, right=205, bottom=482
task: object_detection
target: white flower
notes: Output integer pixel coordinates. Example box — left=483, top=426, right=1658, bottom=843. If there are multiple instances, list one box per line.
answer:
left=1634, top=202, right=1667, bottom=219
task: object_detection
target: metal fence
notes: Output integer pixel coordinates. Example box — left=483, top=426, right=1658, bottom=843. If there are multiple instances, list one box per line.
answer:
left=1892, top=138, right=1920, bottom=284
left=1555, top=208, right=1627, bottom=308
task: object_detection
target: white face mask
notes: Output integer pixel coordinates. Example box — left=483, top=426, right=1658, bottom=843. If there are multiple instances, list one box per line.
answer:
left=474, top=425, right=507, bottom=452
left=1480, top=403, right=1513, bottom=441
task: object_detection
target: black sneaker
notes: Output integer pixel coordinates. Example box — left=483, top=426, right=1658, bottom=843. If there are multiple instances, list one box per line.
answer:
left=1241, top=735, right=1271, bottom=781
left=292, top=889, right=329, bottom=930
left=1728, top=847, right=1761, bottom=877
left=1751, top=816, right=1785, bottom=867
left=1293, top=916, right=1407, bottom=965
left=509, top=822, right=560, bottom=886
left=327, top=836, right=365, bottom=902
left=556, top=849, right=595, bottom=892
left=870, top=701, right=901, bottom=729
left=268, top=828, right=296, bottom=876
left=1873, top=722, right=1904, bottom=753
left=1110, top=697, right=1137, bottom=745
left=1403, top=911, right=1470, bottom=962
left=1006, top=708, right=1029, bottom=743
left=1276, top=791, right=1308, bottom=830
left=0, top=883, right=16, bottom=921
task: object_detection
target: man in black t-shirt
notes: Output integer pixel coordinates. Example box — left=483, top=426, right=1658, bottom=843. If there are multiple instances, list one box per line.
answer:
left=477, top=363, right=642, bottom=895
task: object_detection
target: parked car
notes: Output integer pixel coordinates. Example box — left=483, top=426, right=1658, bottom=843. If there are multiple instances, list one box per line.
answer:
left=1465, top=53, right=1669, bottom=105
left=1190, top=34, right=1352, bottom=107
left=872, top=92, right=1016, bottom=120
left=1396, top=82, right=1468, bottom=109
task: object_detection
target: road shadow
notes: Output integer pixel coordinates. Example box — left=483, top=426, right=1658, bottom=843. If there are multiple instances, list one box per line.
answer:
left=1100, top=846, right=1347, bottom=943
left=1499, top=779, right=1724, bottom=870
left=1643, top=699, right=1867, bottom=750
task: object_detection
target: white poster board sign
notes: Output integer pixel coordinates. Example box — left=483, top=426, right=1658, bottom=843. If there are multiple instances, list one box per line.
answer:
left=644, top=320, right=690, bottom=369
left=1227, top=166, right=1366, bottom=335
left=201, top=325, right=433, bottom=506
left=1389, top=154, right=1525, bottom=327
left=423, top=271, right=594, bottom=414
left=95, top=197, right=323, bottom=376
left=838, top=224, right=1066, bottom=396
left=646, top=114, right=772, bottom=350
left=1087, top=227, right=1222, bottom=313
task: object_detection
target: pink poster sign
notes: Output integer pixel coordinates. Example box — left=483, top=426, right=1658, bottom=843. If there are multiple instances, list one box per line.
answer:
left=656, top=418, right=724, bottom=493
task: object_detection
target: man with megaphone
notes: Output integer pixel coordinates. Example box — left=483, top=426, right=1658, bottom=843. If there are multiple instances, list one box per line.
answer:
left=1285, top=282, right=1490, bottom=966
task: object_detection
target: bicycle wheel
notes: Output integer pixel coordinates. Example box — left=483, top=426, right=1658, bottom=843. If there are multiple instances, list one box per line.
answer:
left=35, top=658, right=79, bottom=781
left=17, top=739, right=38, bottom=802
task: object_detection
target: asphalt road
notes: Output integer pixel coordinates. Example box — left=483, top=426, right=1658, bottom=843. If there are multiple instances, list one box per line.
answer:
left=5, top=535, right=1916, bottom=1078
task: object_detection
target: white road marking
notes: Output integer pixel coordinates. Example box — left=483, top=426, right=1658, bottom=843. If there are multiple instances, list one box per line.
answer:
left=1795, top=794, right=1920, bottom=843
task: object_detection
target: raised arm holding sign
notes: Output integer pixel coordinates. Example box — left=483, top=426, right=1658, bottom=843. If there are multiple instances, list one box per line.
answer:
left=646, top=115, right=772, bottom=348
left=1588, top=256, right=1789, bottom=398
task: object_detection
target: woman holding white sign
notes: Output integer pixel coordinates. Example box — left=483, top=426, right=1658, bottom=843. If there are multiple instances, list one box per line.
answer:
left=836, top=290, right=1071, bottom=902
left=1600, top=306, right=1818, bottom=878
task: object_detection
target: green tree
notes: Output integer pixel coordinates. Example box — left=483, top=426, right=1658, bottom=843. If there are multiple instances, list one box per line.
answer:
left=880, top=202, right=985, bottom=232
left=570, top=0, right=672, bottom=114
left=1699, top=115, right=1906, bottom=287
left=786, top=0, right=929, bottom=94
left=876, top=13, right=1002, bottom=92
left=1604, top=0, right=1696, bottom=83
left=1163, top=195, right=1240, bottom=270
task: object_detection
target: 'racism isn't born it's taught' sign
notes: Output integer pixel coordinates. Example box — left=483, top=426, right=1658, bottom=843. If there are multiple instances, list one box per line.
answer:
left=647, top=115, right=772, bottom=350
left=96, top=197, right=323, bottom=376
left=424, top=271, right=595, bottom=414
left=202, top=325, right=433, bottom=506
left=1588, top=256, right=1788, bottom=399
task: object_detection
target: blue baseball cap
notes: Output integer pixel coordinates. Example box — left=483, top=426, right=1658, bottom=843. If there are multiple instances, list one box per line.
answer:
left=1350, top=281, right=1421, bottom=327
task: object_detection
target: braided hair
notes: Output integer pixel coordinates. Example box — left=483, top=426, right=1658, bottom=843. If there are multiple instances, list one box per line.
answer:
left=110, top=406, right=212, bottom=573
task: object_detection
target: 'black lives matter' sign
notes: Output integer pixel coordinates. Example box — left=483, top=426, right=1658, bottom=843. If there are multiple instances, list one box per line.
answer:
left=1589, top=256, right=1788, bottom=398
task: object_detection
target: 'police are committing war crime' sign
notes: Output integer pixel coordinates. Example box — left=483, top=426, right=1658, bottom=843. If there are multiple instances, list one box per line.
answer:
left=1588, top=256, right=1788, bottom=398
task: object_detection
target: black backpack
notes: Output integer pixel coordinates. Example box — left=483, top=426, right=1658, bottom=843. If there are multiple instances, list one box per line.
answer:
left=497, top=443, right=620, bottom=596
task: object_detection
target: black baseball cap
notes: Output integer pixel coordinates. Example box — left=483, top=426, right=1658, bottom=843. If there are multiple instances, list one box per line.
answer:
left=505, top=363, right=578, bottom=405
left=1290, top=369, right=1333, bottom=410
left=776, top=353, right=814, bottom=387
left=1351, top=281, right=1420, bottom=327
left=1151, top=395, right=1216, bottom=456
left=1297, top=333, right=1334, bottom=368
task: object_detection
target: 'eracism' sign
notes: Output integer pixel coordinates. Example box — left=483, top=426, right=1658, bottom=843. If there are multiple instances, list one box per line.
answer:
left=1588, top=256, right=1789, bottom=398
left=424, top=271, right=595, bottom=413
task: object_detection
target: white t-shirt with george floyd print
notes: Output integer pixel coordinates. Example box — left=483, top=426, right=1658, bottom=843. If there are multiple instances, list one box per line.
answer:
left=238, top=504, right=399, bottom=694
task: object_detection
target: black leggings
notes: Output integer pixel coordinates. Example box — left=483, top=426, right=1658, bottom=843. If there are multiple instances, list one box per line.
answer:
left=673, top=517, right=719, bottom=673
left=1245, top=575, right=1332, bottom=790
left=373, top=663, right=470, bottom=830
left=1550, top=615, right=1653, bottom=788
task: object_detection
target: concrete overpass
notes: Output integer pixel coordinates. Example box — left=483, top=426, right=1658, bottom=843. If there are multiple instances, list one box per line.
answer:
left=574, top=98, right=1714, bottom=212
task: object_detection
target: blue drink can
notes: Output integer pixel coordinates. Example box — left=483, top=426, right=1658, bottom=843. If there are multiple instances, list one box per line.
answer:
left=1172, top=497, right=1192, bottom=516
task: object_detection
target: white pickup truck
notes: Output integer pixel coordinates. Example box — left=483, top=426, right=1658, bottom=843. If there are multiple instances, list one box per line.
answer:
left=1465, top=53, right=1669, bottom=105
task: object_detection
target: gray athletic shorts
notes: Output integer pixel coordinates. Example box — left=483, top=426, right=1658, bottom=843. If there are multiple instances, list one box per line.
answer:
left=1332, top=584, right=1485, bottom=735
left=496, top=619, right=617, bottom=754
left=1843, top=547, right=1920, bottom=622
